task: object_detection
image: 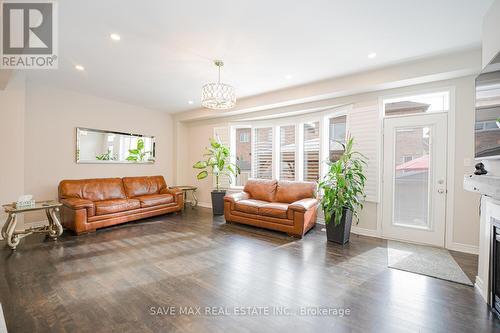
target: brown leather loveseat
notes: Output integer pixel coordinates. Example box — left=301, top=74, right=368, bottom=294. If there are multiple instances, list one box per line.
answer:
left=224, top=179, right=318, bottom=238
left=58, top=176, right=183, bottom=234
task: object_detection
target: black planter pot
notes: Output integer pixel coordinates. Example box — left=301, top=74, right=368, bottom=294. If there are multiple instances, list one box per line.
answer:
left=325, top=208, right=353, bottom=244
left=211, top=190, right=226, bottom=215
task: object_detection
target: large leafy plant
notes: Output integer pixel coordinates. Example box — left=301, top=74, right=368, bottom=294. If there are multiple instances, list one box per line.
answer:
left=318, top=136, right=367, bottom=226
left=193, top=138, right=240, bottom=191
left=127, top=139, right=151, bottom=162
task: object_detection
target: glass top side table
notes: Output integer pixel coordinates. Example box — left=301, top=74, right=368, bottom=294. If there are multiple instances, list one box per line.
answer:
left=1, top=200, right=63, bottom=250
left=169, top=186, right=198, bottom=208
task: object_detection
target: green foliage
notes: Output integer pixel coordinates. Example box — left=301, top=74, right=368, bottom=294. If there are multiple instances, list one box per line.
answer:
left=192, top=137, right=240, bottom=191
left=318, top=136, right=367, bottom=226
left=95, top=149, right=115, bottom=161
left=126, top=139, right=151, bottom=162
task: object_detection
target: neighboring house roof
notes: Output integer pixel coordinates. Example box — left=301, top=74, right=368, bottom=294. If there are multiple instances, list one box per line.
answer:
left=385, top=101, right=430, bottom=114
left=396, top=155, right=429, bottom=171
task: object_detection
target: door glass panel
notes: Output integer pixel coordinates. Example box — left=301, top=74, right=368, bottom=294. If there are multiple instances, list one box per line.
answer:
left=393, top=126, right=431, bottom=228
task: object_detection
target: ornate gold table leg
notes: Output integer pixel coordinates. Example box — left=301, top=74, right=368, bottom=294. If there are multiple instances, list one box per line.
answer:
left=46, top=207, right=63, bottom=240
left=1, top=214, right=12, bottom=239
left=6, top=213, right=20, bottom=250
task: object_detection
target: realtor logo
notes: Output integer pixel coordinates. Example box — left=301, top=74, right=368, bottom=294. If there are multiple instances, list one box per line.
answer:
left=1, top=0, right=58, bottom=69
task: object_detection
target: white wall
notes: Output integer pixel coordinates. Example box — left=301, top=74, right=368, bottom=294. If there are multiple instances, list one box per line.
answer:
left=0, top=74, right=25, bottom=233
left=482, top=0, right=500, bottom=67
left=176, top=76, right=480, bottom=250
left=0, top=81, right=175, bottom=224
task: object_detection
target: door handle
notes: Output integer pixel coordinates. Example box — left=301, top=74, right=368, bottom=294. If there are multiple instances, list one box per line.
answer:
left=437, top=189, right=445, bottom=194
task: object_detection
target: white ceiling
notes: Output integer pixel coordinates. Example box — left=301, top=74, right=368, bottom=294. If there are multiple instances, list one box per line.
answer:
left=26, top=0, right=493, bottom=113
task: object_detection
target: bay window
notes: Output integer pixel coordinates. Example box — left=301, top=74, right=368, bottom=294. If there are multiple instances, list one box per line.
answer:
left=229, top=106, right=349, bottom=186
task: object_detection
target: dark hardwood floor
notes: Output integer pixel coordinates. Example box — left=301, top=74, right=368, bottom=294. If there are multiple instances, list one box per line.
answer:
left=0, top=208, right=498, bottom=333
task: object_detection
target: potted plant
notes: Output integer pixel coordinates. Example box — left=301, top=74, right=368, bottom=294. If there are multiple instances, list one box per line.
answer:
left=193, top=137, right=240, bottom=215
left=318, top=136, right=367, bottom=244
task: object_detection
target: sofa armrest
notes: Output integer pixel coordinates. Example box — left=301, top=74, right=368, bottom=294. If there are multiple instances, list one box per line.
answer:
left=60, top=198, right=95, bottom=217
left=161, top=187, right=182, bottom=196
left=60, top=198, right=94, bottom=210
left=161, top=187, right=184, bottom=206
left=224, top=192, right=250, bottom=203
left=289, top=198, right=318, bottom=212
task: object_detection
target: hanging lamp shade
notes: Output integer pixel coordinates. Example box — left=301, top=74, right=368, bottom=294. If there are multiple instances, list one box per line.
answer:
left=201, top=60, right=236, bottom=110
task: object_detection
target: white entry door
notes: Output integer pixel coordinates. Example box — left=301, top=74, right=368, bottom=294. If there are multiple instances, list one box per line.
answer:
left=382, top=113, right=448, bottom=247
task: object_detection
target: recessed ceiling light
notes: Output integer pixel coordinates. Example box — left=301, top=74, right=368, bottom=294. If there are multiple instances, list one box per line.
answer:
left=110, top=33, right=121, bottom=41
left=368, top=52, right=377, bottom=59
left=75, top=64, right=85, bottom=71
left=188, top=100, right=194, bottom=105
left=285, top=74, right=293, bottom=80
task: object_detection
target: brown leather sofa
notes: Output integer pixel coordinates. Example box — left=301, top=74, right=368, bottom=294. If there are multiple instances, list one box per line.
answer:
left=58, top=176, right=183, bottom=234
left=224, top=179, right=318, bottom=238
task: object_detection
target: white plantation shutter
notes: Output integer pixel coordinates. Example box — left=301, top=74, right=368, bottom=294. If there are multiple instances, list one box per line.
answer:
left=303, top=121, right=320, bottom=182
left=280, top=125, right=296, bottom=180
left=348, top=106, right=380, bottom=202
left=213, top=126, right=231, bottom=189
left=253, top=127, right=273, bottom=179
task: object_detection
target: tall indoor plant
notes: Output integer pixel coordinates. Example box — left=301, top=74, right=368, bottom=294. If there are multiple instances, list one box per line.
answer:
left=193, top=137, right=240, bottom=215
left=318, top=136, right=367, bottom=244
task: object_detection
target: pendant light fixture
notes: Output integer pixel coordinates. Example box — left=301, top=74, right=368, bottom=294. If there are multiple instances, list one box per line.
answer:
left=201, top=60, right=236, bottom=110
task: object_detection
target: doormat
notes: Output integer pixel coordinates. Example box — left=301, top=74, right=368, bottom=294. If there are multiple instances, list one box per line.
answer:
left=387, top=240, right=473, bottom=286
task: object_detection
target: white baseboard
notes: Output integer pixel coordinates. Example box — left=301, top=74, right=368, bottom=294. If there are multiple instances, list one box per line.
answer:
left=446, top=242, right=479, bottom=255
left=197, top=202, right=212, bottom=209
left=350, top=226, right=379, bottom=237
left=475, top=276, right=488, bottom=303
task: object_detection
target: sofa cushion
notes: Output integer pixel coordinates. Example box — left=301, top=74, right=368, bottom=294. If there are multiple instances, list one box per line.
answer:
left=243, top=179, right=278, bottom=202
left=275, top=181, right=316, bottom=203
left=259, top=202, right=290, bottom=219
left=122, top=176, right=167, bottom=198
left=59, top=178, right=126, bottom=202
left=234, top=199, right=268, bottom=215
left=94, top=199, right=140, bottom=215
left=231, top=209, right=295, bottom=226
left=135, top=194, right=174, bottom=208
